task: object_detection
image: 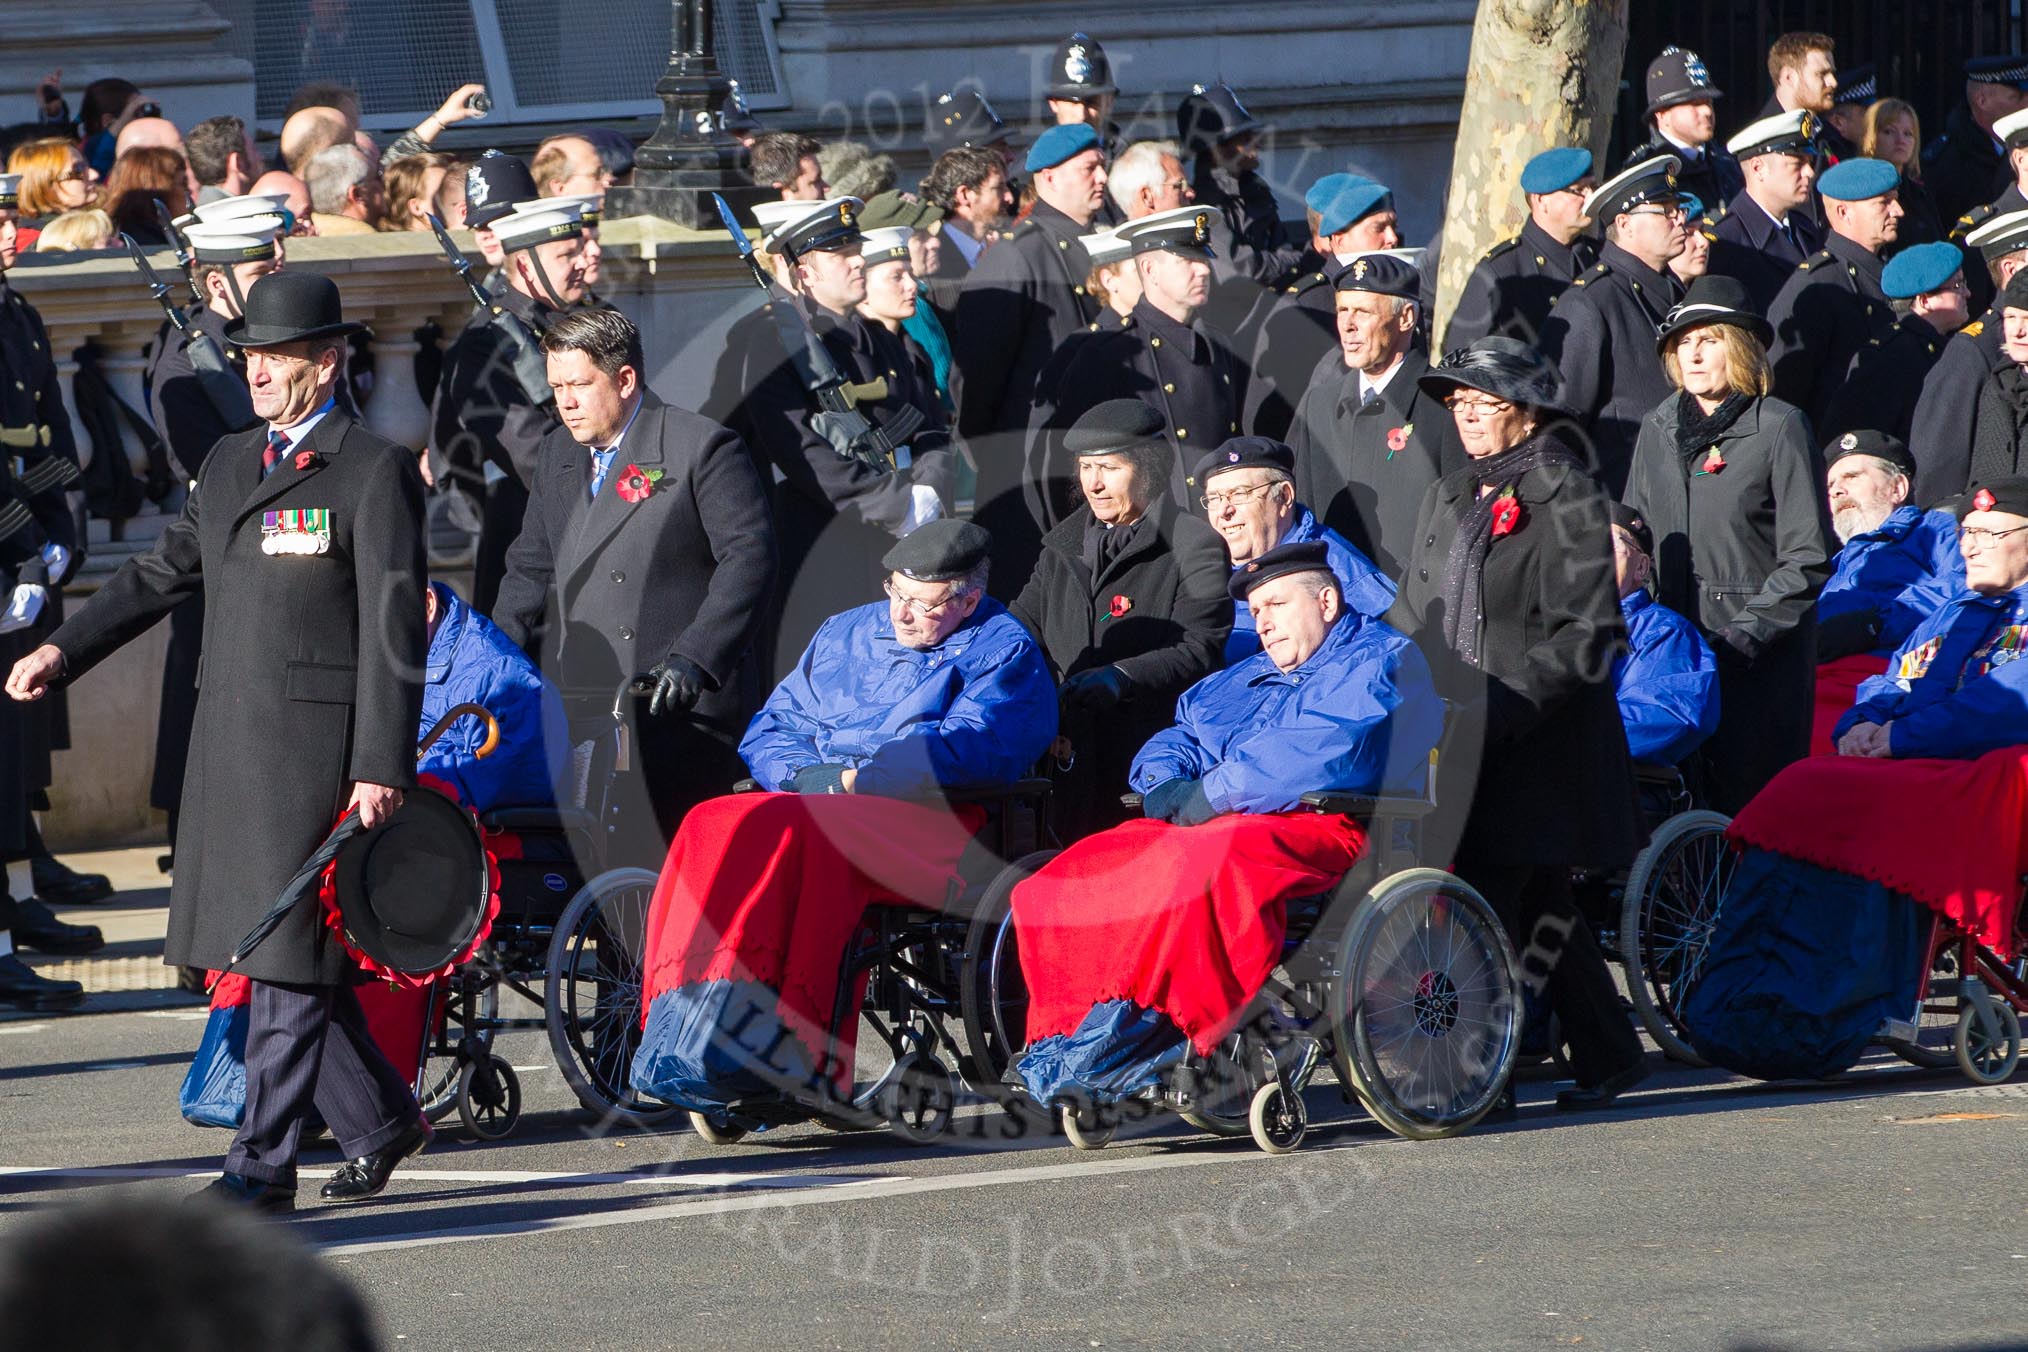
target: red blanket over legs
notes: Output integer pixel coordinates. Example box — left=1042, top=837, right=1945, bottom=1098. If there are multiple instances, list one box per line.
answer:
left=1811, top=655, right=1889, bottom=756
left=1727, top=748, right=2028, bottom=957
left=639, top=793, right=984, bottom=1083
left=1013, top=813, right=1367, bottom=1054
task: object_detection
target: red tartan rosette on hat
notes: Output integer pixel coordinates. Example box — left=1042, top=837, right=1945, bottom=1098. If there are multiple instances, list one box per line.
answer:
left=316, top=774, right=501, bottom=990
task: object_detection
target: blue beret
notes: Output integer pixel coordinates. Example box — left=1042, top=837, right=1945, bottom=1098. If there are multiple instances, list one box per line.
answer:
left=1304, top=172, right=1358, bottom=215
left=1025, top=123, right=1101, bottom=173
left=1881, top=241, right=1965, bottom=299
left=1519, top=147, right=1592, bottom=195
left=1317, top=177, right=1392, bottom=236
left=1194, top=435, right=1295, bottom=485
left=1817, top=157, right=1900, bottom=202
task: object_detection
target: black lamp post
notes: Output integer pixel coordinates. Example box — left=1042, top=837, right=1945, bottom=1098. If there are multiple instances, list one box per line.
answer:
left=604, top=0, right=749, bottom=228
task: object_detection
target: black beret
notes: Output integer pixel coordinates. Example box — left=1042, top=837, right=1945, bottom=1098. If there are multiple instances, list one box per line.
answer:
left=1064, top=398, right=1167, bottom=456
left=1962, top=477, right=2028, bottom=519
left=1607, top=502, right=1653, bottom=556
left=1825, top=429, right=1916, bottom=477
left=1194, top=435, right=1295, bottom=485
left=1333, top=252, right=1420, bottom=301
left=1228, top=539, right=1333, bottom=601
left=882, top=519, right=991, bottom=581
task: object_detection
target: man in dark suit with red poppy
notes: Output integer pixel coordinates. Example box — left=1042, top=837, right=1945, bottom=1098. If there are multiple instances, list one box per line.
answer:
left=493, top=308, right=776, bottom=856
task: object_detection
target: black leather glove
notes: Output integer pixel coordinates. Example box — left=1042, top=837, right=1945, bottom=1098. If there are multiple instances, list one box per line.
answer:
left=1060, top=664, right=1133, bottom=714
left=1814, top=609, right=1881, bottom=664
left=645, top=656, right=709, bottom=717
left=789, top=763, right=849, bottom=794
left=1141, top=777, right=1214, bottom=825
left=1714, top=626, right=1761, bottom=669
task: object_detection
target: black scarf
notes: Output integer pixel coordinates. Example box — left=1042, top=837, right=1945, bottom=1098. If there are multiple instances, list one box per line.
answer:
left=1082, top=514, right=1144, bottom=585
left=1970, top=363, right=2028, bottom=486
left=1675, top=390, right=1750, bottom=459
left=1439, top=433, right=1582, bottom=665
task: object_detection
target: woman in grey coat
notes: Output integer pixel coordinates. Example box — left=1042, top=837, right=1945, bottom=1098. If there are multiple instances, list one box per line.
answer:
left=1623, top=275, right=1835, bottom=813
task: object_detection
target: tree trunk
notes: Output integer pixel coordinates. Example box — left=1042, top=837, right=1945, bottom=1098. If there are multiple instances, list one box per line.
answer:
left=1432, top=0, right=1630, bottom=346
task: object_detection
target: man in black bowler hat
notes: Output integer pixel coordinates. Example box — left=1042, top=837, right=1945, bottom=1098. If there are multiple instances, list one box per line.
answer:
left=8, top=271, right=432, bottom=1212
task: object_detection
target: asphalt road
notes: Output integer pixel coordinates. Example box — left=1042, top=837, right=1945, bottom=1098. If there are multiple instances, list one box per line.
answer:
left=2, top=985, right=2025, bottom=1352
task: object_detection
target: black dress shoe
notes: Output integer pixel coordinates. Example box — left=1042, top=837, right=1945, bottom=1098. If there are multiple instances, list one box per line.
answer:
left=319, top=1120, right=431, bottom=1203
left=193, top=1172, right=296, bottom=1214
left=13, top=898, right=104, bottom=956
left=30, top=858, right=113, bottom=906
left=1555, top=1057, right=1651, bottom=1112
left=0, top=953, right=83, bottom=1010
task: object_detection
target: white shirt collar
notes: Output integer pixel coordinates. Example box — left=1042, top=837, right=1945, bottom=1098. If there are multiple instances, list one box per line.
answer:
left=1360, top=354, right=1407, bottom=402
left=269, top=397, right=335, bottom=447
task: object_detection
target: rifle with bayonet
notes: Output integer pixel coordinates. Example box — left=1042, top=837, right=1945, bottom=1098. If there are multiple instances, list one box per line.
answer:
left=424, top=211, right=553, bottom=409
left=713, top=192, right=919, bottom=473
left=122, top=232, right=255, bottom=430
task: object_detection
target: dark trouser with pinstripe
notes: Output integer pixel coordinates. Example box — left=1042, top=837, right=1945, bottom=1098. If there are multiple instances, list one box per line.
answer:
left=224, top=976, right=419, bottom=1187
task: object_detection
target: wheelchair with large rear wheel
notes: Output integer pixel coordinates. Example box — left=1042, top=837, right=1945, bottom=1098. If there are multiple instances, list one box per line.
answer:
left=972, top=750, right=1525, bottom=1156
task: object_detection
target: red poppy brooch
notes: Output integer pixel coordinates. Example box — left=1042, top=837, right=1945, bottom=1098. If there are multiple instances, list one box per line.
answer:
left=1386, top=423, right=1412, bottom=459
left=1975, top=488, right=1997, bottom=512
left=1696, top=446, right=1727, bottom=476
left=615, top=464, right=664, bottom=504
left=292, top=450, right=320, bottom=472
left=1104, top=594, right=1132, bottom=621
left=1489, top=488, right=1523, bottom=539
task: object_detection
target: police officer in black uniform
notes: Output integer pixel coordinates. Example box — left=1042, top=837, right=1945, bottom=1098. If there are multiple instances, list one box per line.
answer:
left=1445, top=148, right=1598, bottom=350
left=1177, top=82, right=1304, bottom=339
left=1822, top=241, right=1971, bottom=444
left=0, top=172, right=93, bottom=1006
left=1538, top=157, right=1688, bottom=495
left=1624, top=46, right=1743, bottom=213
left=1707, top=111, right=1827, bottom=315
left=1243, top=173, right=1400, bottom=440
left=952, top=123, right=1106, bottom=594
left=142, top=202, right=273, bottom=862
left=1923, top=56, right=2028, bottom=229
left=1911, top=208, right=2028, bottom=504
left=925, top=89, right=1015, bottom=169
left=1289, top=253, right=1464, bottom=579
left=1767, top=157, right=1904, bottom=430
left=1028, top=204, right=1246, bottom=517
left=722, top=196, right=955, bottom=671
left=1043, top=34, right=1120, bottom=160
left=432, top=174, right=585, bottom=615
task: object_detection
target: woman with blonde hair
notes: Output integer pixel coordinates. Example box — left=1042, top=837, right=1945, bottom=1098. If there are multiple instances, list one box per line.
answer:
left=102, top=146, right=190, bottom=245
left=1863, top=97, right=1943, bottom=248
left=380, top=151, right=454, bottom=232
left=1623, top=274, right=1835, bottom=811
left=32, top=208, right=113, bottom=253
left=6, top=138, right=98, bottom=251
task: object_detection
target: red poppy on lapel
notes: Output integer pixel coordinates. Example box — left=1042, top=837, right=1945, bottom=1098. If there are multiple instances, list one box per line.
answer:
left=293, top=450, right=320, bottom=472
left=1489, top=488, right=1523, bottom=539
left=1697, top=447, right=1727, bottom=476
left=615, top=464, right=664, bottom=504
left=1107, top=594, right=1132, bottom=619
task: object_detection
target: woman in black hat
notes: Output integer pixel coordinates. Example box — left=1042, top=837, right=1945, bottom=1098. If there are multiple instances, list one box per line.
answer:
left=1388, top=336, right=1648, bottom=1111
left=1624, top=275, right=1834, bottom=814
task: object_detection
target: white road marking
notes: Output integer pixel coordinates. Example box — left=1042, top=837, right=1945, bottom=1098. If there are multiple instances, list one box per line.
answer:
left=142, top=1010, right=214, bottom=1021
left=0, top=1024, right=50, bottom=1035
left=0, top=1164, right=883, bottom=1190
left=317, top=1143, right=1365, bottom=1257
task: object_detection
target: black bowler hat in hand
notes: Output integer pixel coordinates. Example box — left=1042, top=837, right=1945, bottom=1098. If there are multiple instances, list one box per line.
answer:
left=325, top=789, right=494, bottom=979
left=223, top=272, right=369, bottom=348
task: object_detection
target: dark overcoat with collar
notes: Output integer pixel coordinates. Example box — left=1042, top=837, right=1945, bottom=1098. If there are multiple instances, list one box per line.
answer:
left=1386, top=435, right=1642, bottom=869
left=1623, top=393, right=1834, bottom=812
left=48, top=412, right=426, bottom=984
left=1766, top=232, right=1894, bottom=431
left=493, top=391, right=777, bottom=835
left=1537, top=240, right=1684, bottom=497
left=1010, top=498, right=1230, bottom=837
left=1443, top=220, right=1599, bottom=351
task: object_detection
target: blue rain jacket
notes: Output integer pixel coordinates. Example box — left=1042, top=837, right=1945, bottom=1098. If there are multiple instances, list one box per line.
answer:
left=1836, top=581, right=2028, bottom=759
left=741, top=597, right=1059, bottom=796
left=418, top=582, right=566, bottom=813
left=1131, top=610, right=1442, bottom=812
left=1818, top=506, right=1964, bottom=655
left=1613, top=589, right=1722, bottom=766
left=1223, top=504, right=1396, bottom=665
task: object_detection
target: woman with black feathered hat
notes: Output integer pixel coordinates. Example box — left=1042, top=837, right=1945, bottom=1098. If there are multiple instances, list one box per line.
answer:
left=1624, top=275, right=1834, bottom=813
left=1388, top=335, right=1649, bottom=1113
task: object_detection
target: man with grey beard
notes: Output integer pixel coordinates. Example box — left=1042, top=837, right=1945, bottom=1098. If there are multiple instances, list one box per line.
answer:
left=1815, top=430, right=1965, bottom=663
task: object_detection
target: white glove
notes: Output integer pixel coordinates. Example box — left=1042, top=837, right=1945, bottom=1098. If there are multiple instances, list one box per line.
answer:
left=1, top=584, right=47, bottom=635
left=899, top=483, right=944, bottom=535
left=40, top=542, right=69, bottom=583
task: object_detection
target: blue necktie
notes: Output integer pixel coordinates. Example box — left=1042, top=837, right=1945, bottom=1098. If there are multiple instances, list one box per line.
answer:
left=588, top=447, right=614, bottom=499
